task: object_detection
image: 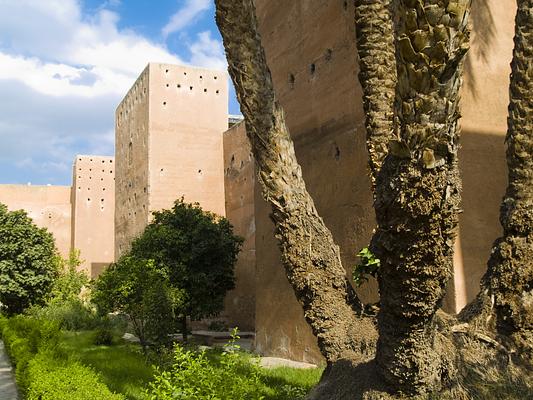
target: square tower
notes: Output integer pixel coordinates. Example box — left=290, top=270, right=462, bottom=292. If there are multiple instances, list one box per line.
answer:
left=71, top=155, right=116, bottom=277
left=115, top=63, right=228, bottom=258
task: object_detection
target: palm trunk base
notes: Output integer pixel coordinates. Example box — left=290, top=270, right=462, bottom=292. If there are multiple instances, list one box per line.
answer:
left=306, top=328, right=532, bottom=400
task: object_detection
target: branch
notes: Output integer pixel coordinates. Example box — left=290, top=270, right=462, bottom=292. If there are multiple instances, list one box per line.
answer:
left=215, top=0, right=376, bottom=363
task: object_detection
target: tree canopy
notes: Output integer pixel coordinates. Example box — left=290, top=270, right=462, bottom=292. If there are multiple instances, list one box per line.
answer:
left=130, top=198, right=243, bottom=325
left=0, top=203, right=59, bottom=315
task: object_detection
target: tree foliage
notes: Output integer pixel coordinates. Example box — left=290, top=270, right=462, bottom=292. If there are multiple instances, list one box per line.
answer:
left=92, top=257, right=175, bottom=351
left=0, top=203, right=59, bottom=315
left=47, top=249, right=87, bottom=303
left=130, top=198, right=243, bottom=331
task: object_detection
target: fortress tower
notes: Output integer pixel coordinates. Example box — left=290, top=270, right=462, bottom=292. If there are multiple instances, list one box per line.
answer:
left=71, top=155, right=115, bottom=277
left=115, top=63, right=228, bottom=258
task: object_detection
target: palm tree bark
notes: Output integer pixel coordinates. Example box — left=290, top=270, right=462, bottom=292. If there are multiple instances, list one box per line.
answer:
left=370, top=0, right=471, bottom=394
left=215, top=0, right=377, bottom=364
left=354, top=0, right=397, bottom=186
left=482, top=0, right=533, bottom=360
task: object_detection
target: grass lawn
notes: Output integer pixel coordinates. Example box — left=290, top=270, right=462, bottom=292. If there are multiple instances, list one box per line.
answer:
left=259, top=366, right=323, bottom=399
left=60, top=331, right=154, bottom=400
left=58, top=330, right=322, bottom=400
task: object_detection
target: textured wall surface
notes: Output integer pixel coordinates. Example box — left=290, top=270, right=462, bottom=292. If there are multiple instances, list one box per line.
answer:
left=243, top=0, right=515, bottom=363
left=451, top=0, right=516, bottom=311
left=223, top=122, right=256, bottom=331
left=0, top=184, right=72, bottom=257
left=71, top=155, right=115, bottom=277
left=252, top=0, right=374, bottom=364
left=147, top=64, right=227, bottom=217
left=115, top=66, right=151, bottom=258
left=115, top=63, right=228, bottom=260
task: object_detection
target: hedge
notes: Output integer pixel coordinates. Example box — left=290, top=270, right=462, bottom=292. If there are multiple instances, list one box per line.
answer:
left=0, top=314, right=123, bottom=399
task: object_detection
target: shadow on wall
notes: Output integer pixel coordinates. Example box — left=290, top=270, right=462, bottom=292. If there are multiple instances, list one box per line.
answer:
left=455, top=129, right=507, bottom=310
left=464, top=0, right=497, bottom=98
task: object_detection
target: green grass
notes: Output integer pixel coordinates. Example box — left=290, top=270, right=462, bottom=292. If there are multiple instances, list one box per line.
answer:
left=259, top=366, right=323, bottom=399
left=60, top=331, right=154, bottom=400
left=58, top=330, right=322, bottom=400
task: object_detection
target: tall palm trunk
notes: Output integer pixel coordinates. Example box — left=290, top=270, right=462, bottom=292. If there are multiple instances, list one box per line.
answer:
left=354, top=0, right=397, bottom=186
left=482, top=0, right=533, bottom=360
left=215, top=0, right=377, bottom=364
left=371, top=0, right=471, bottom=393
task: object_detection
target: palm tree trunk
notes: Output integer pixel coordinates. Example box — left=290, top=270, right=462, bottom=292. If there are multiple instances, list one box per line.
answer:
left=215, top=0, right=377, bottom=364
left=354, top=0, right=397, bottom=186
left=482, top=0, right=533, bottom=360
left=371, top=0, right=471, bottom=394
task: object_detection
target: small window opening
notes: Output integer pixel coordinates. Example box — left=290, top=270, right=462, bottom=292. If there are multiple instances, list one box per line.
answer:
left=288, top=73, right=295, bottom=89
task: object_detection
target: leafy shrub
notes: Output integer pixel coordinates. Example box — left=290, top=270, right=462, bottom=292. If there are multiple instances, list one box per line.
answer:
left=352, top=247, right=380, bottom=287
left=0, top=315, right=61, bottom=394
left=148, top=329, right=265, bottom=400
left=130, top=198, right=243, bottom=338
left=1, top=314, right=123, bottom=398
left=208, top=320, right=229, bottom=332
left=93, top=327, right=114, bottom=346
left=26, top=351, right=124, bottom=400
left=26, top=298, right=98, bottom=331
left=24, top=249, right=99, bottom=331
left=0, top=203, right=59, bottom=315
left=93, top=257, right=176, bottom=352
left=48, top=249, right=88, bottom=303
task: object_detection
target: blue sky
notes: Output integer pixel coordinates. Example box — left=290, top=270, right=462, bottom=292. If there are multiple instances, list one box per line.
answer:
left=0, top=0, right=240, bottom=185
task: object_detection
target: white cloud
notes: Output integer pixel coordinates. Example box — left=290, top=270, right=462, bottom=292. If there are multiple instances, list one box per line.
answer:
left=162, top=0, right=212, bottom=38
left=0, top=0, right=229, bottom=185
left=0, top=3, right=183, bottom=98
left=188, top=31, right=227, bottom=70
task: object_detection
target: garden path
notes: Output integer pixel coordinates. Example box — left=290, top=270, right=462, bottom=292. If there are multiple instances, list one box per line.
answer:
left=0, top=340, right=18, bottom=399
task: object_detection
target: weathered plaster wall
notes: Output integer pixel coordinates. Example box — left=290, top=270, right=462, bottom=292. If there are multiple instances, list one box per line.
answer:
left=71, top=155, right=115, bottom=277
left=115, top=63, right=228, bottom=260
left=253, top=0, right=374, bottom=364
left=0, top=184, right=72, bottom=257
left=223, top=122, right=256, bottom=331
left=147, top=63, right=227, bottom=217
left=451, top=0, right=516, bottom=311
left=115, top=66, right=151, bottom=259
left=247, top=0, right=515, bottom=363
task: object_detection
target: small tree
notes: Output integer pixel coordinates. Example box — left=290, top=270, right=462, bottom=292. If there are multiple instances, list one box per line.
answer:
left=130, top=198, right=243, bottom=340
left=93, top=256, right=177, bottom=351
left=0, top=203, right=59, bottom=315
left=48, top=249, right=87, bottom=303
